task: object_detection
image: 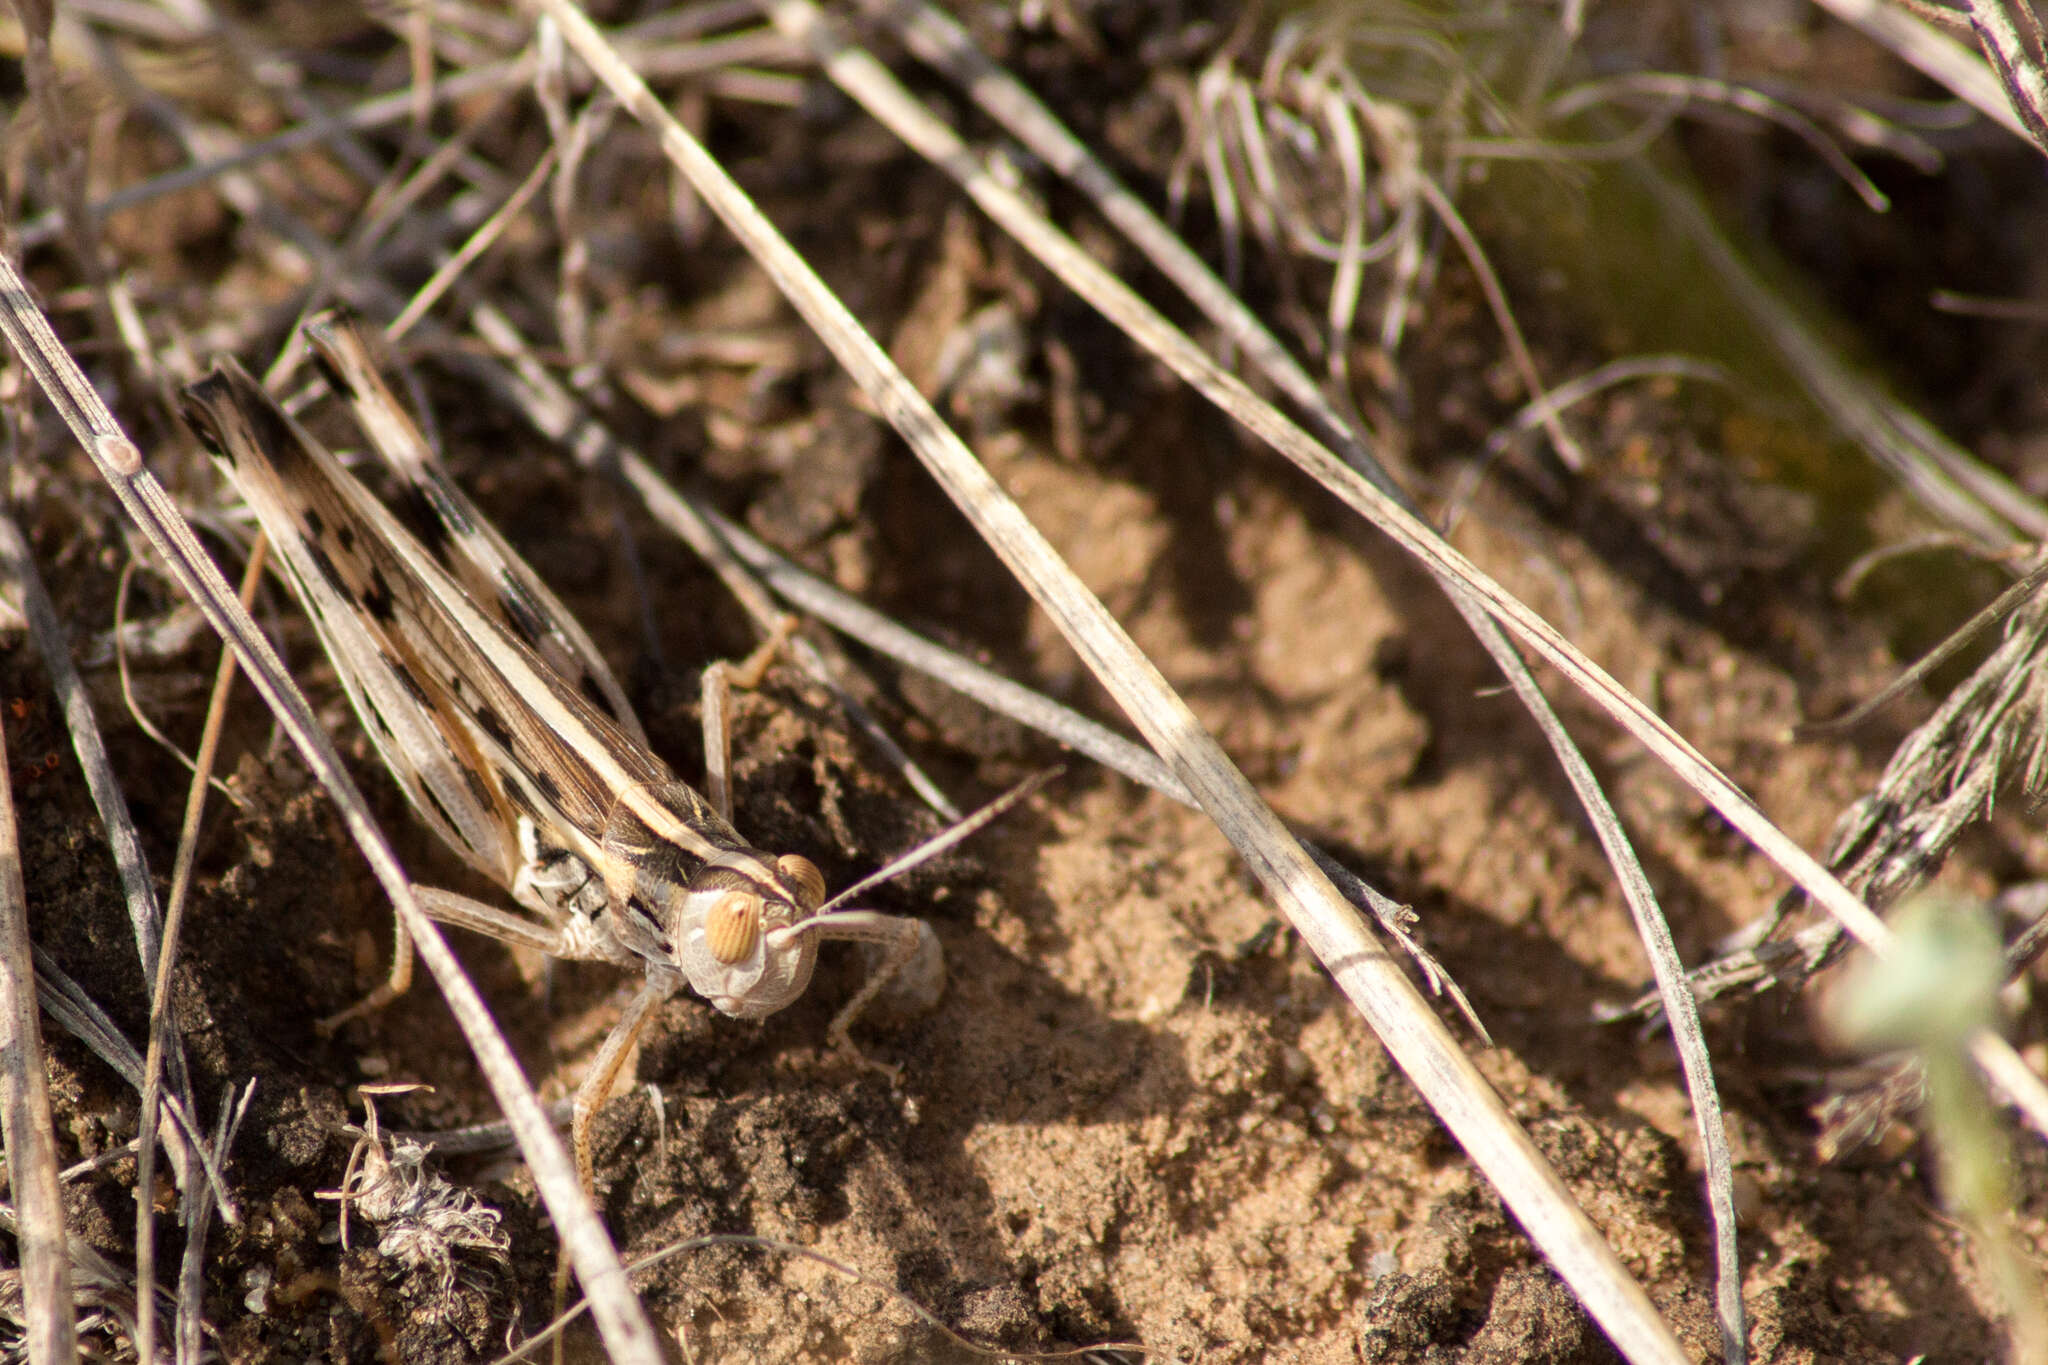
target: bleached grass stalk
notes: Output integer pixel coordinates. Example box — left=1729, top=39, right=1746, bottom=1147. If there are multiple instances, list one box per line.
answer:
left=871, top=0, right=1359, bottom=469
left=467, top=300, right=1470, bottom=1021
left=760, top=3, right=1747, bottom=1352
left=1809, top=0, right=2033, bottom=146
left=0, top=255, right=664, bottom=1365
left=534, top=15, right=613, bottom=369
left=462, top=304, right=962, bottom=820
left=0, top=550, right=76, bottom=1363
left=528, top=3, right=1692, bottom=1358
left=12, top=53, right=542, bottom=251
left=1403, top=176, right=1590, bottom=475
left=265, top=104, right=554, bottom=393
left=382, top=144, right=558, bottom=344
left=9, top=10, right=787, bottom=253
left=766, top=0, right=2048, bottom=1146
left=562, top=0, right=2048, bottom=1186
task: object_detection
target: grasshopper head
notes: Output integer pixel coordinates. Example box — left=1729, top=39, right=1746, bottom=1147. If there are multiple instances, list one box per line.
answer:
left=674, top=852, right=828, bottom=1018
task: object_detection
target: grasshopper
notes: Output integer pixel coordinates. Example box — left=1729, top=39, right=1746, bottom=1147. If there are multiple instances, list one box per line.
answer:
left=179, top=313, right=950, bottom=1192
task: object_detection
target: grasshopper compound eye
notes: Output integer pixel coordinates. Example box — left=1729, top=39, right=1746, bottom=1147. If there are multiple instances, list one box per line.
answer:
left=776, top=853, right=827, bottom=910
left=703, top=889, right=764, bottom=964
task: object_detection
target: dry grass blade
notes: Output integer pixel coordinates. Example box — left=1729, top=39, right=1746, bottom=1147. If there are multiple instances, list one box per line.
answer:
left=464, top=303, right=963, bottom=820
left=788, top=2, right=1760, bottom=1350
left=1485, top=356, right=1740, bottom=464
left=132, top=544, right=266, bottom=1365
left=27, top=949, right=227, bottom=1204
left=177, top=1080, right=255, bottom=1365
left=1630, top=159, right=2048, bottom=550
left=1800, top=558, right=2048, bottom=737
left=1810, top=0, right=2039, bottom=147
left=729, top=3, right=2048, bottom=1156
left=0, top=537, right=75, bottom=1362
left=1693, top=575, right=2048, bottom=1157
left=0, top=257, right=664, bottom=1365
left=383, top=144, right=558, bottom=342
left=468, top=300, right=1472, bottom=1018
left=0, top=510, right=207, bottom=1189
left=530, top=2, right=1689, bottom=1358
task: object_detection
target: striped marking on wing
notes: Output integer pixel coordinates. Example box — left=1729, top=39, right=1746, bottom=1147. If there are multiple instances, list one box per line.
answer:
left=181, top=367, right=523, bottom=889
left=301, top=309, right=650, bottom=749
left=185, top=360, right=737, bottom=883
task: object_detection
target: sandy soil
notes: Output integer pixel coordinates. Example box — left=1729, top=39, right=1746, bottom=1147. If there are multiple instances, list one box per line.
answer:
left=9, top=3, right=2048, bottom=1362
